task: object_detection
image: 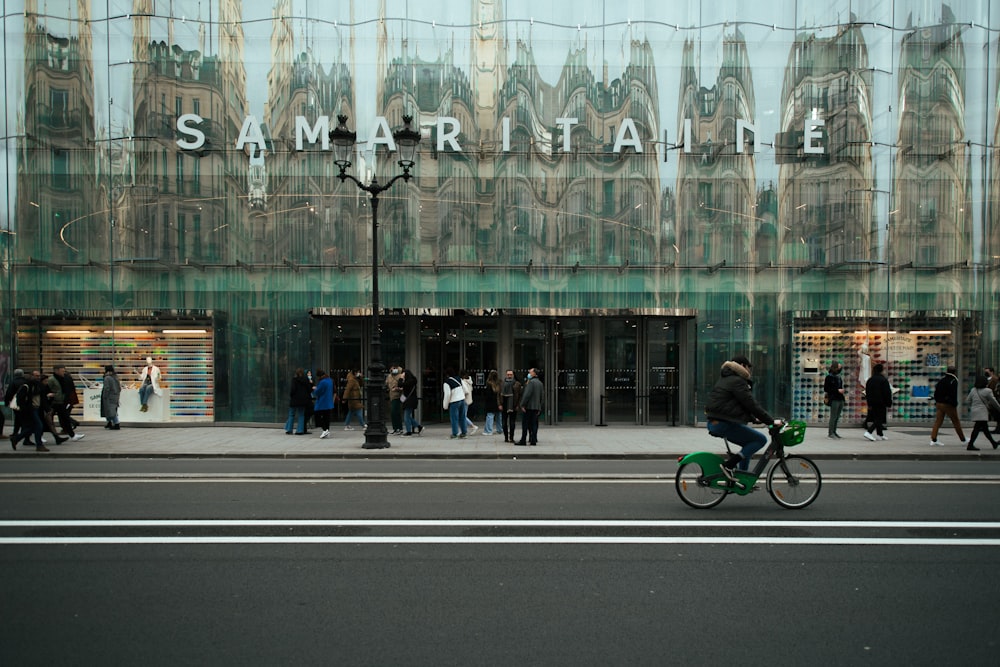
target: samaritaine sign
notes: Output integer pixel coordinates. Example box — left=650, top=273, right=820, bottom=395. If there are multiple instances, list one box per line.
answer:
left=176, top=114, right=827, bottom=156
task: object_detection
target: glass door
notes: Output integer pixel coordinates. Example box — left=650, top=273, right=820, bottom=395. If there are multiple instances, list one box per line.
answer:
left=604, top=319, right=638, bottom=422
left=555, top=318, right=588, bottom=422
left=647, top=319, right=680, bottom=424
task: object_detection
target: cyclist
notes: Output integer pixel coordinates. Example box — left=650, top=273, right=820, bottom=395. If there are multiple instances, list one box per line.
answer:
left=704, top=355, right=780, bottom=473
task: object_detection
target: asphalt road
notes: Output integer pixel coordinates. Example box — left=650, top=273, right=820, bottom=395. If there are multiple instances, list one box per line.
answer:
left=2, top=459, right=999, bottom=665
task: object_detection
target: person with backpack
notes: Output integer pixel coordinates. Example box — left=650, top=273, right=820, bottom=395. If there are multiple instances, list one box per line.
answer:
left=442, top=367, right=467, bottom=439
left=6, top=369, right=48, bottom=452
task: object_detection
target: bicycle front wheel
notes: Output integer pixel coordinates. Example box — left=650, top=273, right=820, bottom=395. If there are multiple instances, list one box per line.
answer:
left=675, top=463, right=728, bottom=509
left=766, top=455, right=822, bottom=509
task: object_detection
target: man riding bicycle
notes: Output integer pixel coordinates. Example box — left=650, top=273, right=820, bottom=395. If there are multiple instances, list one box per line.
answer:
left=704, top=355, right=780, bottom=473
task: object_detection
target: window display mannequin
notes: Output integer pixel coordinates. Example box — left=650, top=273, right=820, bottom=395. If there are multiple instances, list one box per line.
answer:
left=138, top=356, right=162, bottom=412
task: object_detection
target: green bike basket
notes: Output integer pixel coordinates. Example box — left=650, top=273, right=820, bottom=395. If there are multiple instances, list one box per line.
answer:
left=779, top=420, right=807, bottom=447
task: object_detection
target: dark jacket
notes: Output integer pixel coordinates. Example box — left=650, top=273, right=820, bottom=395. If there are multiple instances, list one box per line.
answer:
left=289, top=375, right=314, bottom=408
left=933, top=372, right=959, bottom=406
left=401, top=371, right=419, bottom=405
left=500, top=379, right=523, bottom=412
left=519, top=376, right=543, bottom=411
left=824, top=371, right=844, bottom=402
left=865, top=372, right=893, bottom=409
left=704, top=361, right=774, bottom=425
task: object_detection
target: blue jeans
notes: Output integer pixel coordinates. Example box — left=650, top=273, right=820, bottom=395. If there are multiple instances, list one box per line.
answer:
left=448, top=401, right=467, bottom=436
left=344, top=408, right=365, bottom=428
left=404, top=406, right=420, bottom=433
left=484, top=411, right=501, bottom=434
left=706, top=419, right=767, bottom=471
left=140, top=383, right=154, bottom=406
left=284, top=407, right=305, bottom=434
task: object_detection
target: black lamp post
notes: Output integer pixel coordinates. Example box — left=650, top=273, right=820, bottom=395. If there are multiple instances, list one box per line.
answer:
left=329, top=114, right=420, bottom=448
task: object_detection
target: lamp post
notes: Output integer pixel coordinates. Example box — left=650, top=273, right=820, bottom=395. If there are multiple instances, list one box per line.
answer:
left=329, top=114, right=420, bottom=448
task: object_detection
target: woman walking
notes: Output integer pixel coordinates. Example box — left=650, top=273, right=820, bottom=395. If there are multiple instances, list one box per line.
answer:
left=863, top=363, right=892, bottom=441
left=101, top=365, right=121, bottom=430
left=965, top=375, right=1000, bottom=451
left=343, top=369, right=366, bottom=430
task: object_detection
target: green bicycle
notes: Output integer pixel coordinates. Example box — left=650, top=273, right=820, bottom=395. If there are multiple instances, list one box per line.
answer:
left=675, top=420, right=821, bottom=510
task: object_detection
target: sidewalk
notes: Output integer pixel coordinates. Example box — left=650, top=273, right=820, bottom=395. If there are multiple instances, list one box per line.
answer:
left=2, top=422, right=998, bottom=459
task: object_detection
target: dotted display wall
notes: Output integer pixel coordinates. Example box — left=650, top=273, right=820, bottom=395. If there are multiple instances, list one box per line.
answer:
left=793, top=330, right=954, bottom=425
left=20, top=323, right=215, bottom=422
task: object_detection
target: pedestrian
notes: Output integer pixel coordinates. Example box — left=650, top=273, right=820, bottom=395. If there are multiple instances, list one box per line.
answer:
left=965, top=375, right=1000, bottom=451
left=36, top=371, right=68, bottom=445
left=342, top=369, right=366, bottom=431
left=400, top=365, right=423, bottom=436
left=483, top=370, right=502, bottom=436
left=500, top=369, right=522, bottom=443
left=985, top=367, right=1000, bottom=434
left=5, top=370, right=30, bottom=449
left=100, top=365, right=121, bottom=430
left=386, top=363, right=404, bottom=435
left=929, top=365, right=966, bottom=446
left=824, top=361, right=846, bottom=438
left=863, top=363, right=892, bottom=441
left=312, top=369, right=334, bottom=439
left=46, top=366, right=85, bottom=441
left=515, top=367, right=543, bottom=446
left=59, top=367, right=81, bottom=429
left=462, top=370, right=478, bottom=434
left=10, top=370, right=48, bottom=451
left=442, top=367, right=467, bottom=439
left=285, top=368, right=312, bottom=435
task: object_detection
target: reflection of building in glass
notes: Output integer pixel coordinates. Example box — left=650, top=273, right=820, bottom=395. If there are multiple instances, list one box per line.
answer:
left=777, top=24, right=874, bottom=267
left=16, top=0, right=98, bottom=264
left=262, top=0, right=353, bottom=265
left=675, top=30, right=756, bottom=267
left=893, top=8, right=969, bottom=269
left=991, top=44, right=1000, bottom=264
left=129, top=0, right=247, bottom=265
left=495, top=39, right=661, bottom=267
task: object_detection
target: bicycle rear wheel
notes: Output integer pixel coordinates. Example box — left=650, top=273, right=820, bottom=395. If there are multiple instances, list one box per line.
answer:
left=675, top=463, right=728, bottom=509
left=766, top=455, right=821, bottom=509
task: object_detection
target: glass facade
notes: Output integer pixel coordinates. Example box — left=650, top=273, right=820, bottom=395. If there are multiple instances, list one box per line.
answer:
left=2, top=1, right=999, bottom=425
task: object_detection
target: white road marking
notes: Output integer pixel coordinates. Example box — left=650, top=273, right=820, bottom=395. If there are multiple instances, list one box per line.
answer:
left=1, top=536, right=998, bottom=546
left=3, top=520, right=996, bottom=545
left=2, top=519, right=1000, bottom=528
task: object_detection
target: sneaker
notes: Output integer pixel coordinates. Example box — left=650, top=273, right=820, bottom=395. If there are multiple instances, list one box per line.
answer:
left=450, top=434, right=458, bottom=439
left=41, top=437, right=48, bottom=445
left=470, top=425, right=479, bottom=434
left=319, top=430, right=329, bottom=439
left=459, top=433, right=467, bottom=438
left=344, top=426, right=355, bottom=431
left=877, top=434, right=887, bottom=441
left=403, top=432, right=413, bottom=436
left=417, top=425, right=423, bottom=435
left=863, top=431, right=876, bottom=441
left=929, top=439, right=942, bottom=446
left=71, top=434, right=85, bottom=442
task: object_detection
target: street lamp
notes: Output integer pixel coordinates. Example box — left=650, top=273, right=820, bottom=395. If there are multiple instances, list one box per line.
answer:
left=329, top=113, right=420, bottom=448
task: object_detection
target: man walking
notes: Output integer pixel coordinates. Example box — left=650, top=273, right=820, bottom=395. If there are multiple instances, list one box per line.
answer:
left=47, top=366, right=84, bottom=442
left=930, top=365, right=966, bottom=446
left=515, top=368, right=542, bottom=446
